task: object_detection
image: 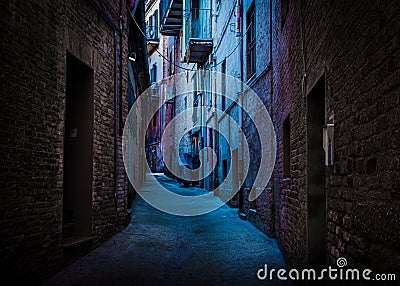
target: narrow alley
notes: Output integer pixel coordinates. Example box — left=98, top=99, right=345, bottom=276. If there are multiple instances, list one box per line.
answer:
left=41, top=175, right=287, bottom=286
left=1, top=0, right=399, bottom=284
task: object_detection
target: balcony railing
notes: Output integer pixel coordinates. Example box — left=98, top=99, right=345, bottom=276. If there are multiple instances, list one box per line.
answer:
left=184, top=8, right=213, bottom=63
left=160, top=0, right=183, bottom=35
left=185, top=8, right=212, bottom=44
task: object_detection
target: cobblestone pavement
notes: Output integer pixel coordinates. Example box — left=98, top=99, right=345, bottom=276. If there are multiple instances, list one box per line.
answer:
left=41, top=175, right=288, bottom=286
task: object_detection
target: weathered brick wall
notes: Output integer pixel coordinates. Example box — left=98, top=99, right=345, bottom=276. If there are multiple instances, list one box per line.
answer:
left=244, top=72, right=276, bottom=236
left=271, top=0, right=308, bottom=268
left=0, top=0, right=129, bottom=281
left=271, top=0, right=400, bottom=270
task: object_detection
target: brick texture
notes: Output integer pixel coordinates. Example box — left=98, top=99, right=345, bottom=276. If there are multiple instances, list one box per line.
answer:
left=0, top=0, right=130, bottom=281
left=238, top=0, right=399, bottom=271
left=268, top=0, right=399, bottom=270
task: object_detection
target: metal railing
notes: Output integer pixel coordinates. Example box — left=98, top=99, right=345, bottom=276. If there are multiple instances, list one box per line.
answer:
left=185, top=8, right=212, bottom=46
left=159, top=0, right=170, bottom=24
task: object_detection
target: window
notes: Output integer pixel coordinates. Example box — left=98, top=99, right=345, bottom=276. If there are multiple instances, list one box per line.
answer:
left=149, top=16, right=153, bottom=38
left=209, top=128, right=213, bottom=147
left=221, top=59, right=226, bottom=110
left=168, top=47, right=175, bottom=76
left=169, top=50, right=172, bottom=76
left=192, top=91, right=199, bottom=121
left=150, top=63, right=157, bottom=83
left=191, top=0, right=199, bottom=9
left=154, top=10, right=159, bottom=38
left=283, top=115, right=291, bottom=178
left=222, top=159, right=228, bottom=180
left=193, top=137, right=198, bottom=155
left=149, top=65, right=153, bottom=83
left=246, top=2, right=256, bottom=79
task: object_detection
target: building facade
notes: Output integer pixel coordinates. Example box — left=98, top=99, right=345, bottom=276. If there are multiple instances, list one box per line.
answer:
left=270, top=0, right=400, bottom=271
left=145, top=0, right=164, bottom=173
left=0, top=0, right=148, bottom=281
left=156, top=0, right=400, bottom=272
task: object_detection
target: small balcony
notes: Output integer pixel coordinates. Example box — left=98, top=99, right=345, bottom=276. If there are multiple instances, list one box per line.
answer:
left=160, top=0, right=183, bottom=35
left=184, top=8, right=213, bottom=64
left=146, top=25, right=159, bottom=55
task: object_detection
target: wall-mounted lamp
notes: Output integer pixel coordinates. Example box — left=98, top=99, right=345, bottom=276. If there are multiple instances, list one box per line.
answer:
left=323, top=123, right=334, bottom=166
left=128, top=52, right=136, bottom=62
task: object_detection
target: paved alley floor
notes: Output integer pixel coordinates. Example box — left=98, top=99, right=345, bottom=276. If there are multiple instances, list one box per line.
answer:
left=41, top=175, right=288, bottom=286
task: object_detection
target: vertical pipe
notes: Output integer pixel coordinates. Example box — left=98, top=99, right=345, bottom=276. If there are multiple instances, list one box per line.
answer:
left=212, top=57, right=217, bottom=188
left=209, top=55, right=213, bottom=189
left=119, top=0, right=124, bottom=136
left=237, top=0, right=245, bottom=215
left=159, top=84, right=162, bottom=173
left=269, top=0, right=276, bottom=236
left=115, top=0, right=124, bottom=223
left=199, top=69, right=204, bottom=188
left=114, top=28, right=119, bottom=223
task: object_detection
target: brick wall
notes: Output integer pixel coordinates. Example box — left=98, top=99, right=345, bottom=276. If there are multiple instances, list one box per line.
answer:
left=270, top=0, right=400, bottom=270
left=0, top=0, right=130, bottom=281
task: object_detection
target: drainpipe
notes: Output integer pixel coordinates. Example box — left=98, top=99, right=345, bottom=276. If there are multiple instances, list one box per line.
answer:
left=119, top=0, right=124, bottom=136
left=236, top=0, right=245, bottom=217
left=209, top=55, right=215, bottom=189
left=211, top=56, right=217, bottom=188
left=269, top=0, right=276, bottom=236
left=198, top=68, right=204, bottom=188
left=114, top=29, right=119, bottom=224
left=113, top=0, right=124, bottom=224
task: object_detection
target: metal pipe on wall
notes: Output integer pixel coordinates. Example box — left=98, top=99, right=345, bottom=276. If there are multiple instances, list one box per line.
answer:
left=119, top=0, right=124, bottom=136
left=269, top=0, right=276, bottom=236
left=237, top=0, right=245, bottom=216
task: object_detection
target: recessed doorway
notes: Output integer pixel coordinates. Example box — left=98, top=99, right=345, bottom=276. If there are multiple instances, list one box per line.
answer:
left=306, top=75, right=327, bottom=268
left=63, top=53, right=94, bottom=242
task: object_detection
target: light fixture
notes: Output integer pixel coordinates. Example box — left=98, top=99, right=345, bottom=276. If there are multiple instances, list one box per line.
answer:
left=128, top=52, right=136, bottom=62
